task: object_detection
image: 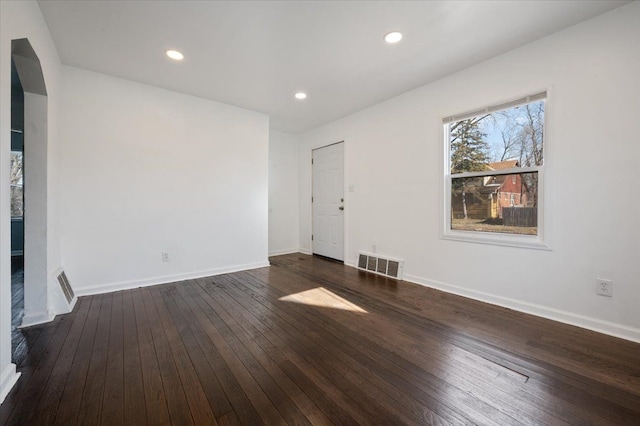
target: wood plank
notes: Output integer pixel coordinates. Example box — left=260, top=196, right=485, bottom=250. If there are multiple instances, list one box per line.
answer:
left=101, top=291, right=125, bottom=425
left=195, top=276, right=415, bottom=426
left=121, top=289, right=147, bottom=426
left=216, top=410, right=242, bottom=426
left=131, top=288, right=171, bottom=425
left=76, top=293, right=113, bottom=425
left=154, top=283, right=234, bottom=419
left=161, top=282, right=264, bottom=425
left=54, top=295, right=103, bottom=426
left=175, top=280, right=285, bottom=425
left=147, top=285, right=217, bottom=425
left=3, top=300, right=83, bottom=425
left=184, top=279, right=331, bottom=425
left=212, top=273, right=468, bottom=425
left=245, top=266, right=564, bottom=424
left=28, top=297, right=91, bottom=425
left=277, top=265, right=640, bottom=423
left=140, top=287, right=194, bottom=425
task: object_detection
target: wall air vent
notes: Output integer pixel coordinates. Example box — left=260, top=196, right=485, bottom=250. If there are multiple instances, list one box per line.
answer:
left=356, top=251, right=404, bottom=280
left=57, top=270, right=74, bottom=304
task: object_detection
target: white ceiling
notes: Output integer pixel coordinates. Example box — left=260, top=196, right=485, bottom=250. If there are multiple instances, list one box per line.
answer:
left=38, top=0, right=627, bottom=134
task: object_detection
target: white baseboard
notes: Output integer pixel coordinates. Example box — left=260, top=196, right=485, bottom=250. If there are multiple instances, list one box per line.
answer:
left=20, top=309, right=55, bottom=328
left=75, top=261, right=271, bottom=297
left=403, top=273, right=640, bottom=344
left=299, top=248, right=311, bottom=255
left=344, top=259, right=640, bottom=343
left=0, top=363, right=21, bottom=404
left=268, top=249, right=300, bottom=256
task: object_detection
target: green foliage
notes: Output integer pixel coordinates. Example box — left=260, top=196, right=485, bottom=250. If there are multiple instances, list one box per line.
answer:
left=450, top=118, right=489, bottom=174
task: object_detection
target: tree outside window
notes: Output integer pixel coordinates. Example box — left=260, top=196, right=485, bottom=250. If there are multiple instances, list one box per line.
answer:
left=11, top=151, right=23, bottom=217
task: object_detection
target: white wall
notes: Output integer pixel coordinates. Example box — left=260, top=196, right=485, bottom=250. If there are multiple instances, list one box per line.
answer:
left=268, top=129, right=299, bottom=256
left=0, top=0, right=62, bottom=403
left=298, top=3, right=640, bottom=342
left=58, top=66, right=269, bottom=295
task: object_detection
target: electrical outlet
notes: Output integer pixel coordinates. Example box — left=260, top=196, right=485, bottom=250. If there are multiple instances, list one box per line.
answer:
left=596, top=278, right=612, bottom=297
left=162, top=252, right=170, bottom=262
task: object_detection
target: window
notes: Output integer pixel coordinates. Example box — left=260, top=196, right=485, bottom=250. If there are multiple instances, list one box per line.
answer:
left=10, top=151, right=24, bottom=217
left=443, top=92, right=548, bottom=248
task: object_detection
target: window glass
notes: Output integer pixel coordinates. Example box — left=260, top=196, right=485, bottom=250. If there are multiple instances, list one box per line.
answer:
left=11, top=151, right=23, bottom=217
left=450, top=173, right=538, bottom=235
left=445, top=94, right=545, bottom=243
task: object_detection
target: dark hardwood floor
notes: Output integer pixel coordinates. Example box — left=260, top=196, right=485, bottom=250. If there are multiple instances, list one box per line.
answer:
left=10, top=256, right=27, bottom=366
left=1, top=253, right=639, bottom=425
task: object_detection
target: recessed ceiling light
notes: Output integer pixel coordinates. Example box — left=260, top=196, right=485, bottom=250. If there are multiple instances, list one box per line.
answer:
left=166, top=49, right=184, bottom=61
left=384, top=31, right=403, bottom=44
left=294, top=92, right=307, bottom=100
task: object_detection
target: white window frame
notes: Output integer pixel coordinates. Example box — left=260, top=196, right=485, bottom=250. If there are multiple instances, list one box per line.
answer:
left=441, top=92, right=550, bottom=250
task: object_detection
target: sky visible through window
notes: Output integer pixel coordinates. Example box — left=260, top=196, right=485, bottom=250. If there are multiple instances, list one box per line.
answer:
left=477, top=101, right=544, bottom=165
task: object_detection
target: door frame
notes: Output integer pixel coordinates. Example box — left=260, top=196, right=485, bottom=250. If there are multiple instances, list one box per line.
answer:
left=309, top=140, right=347, bottom=263
left=11, top=38, right=51, bottom=327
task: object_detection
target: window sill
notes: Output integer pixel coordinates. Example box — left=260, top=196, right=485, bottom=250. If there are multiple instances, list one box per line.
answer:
left=441, top=230, right=551, bottom=251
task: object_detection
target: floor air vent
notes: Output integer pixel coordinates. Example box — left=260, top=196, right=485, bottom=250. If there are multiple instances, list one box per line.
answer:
left=57, top=270, right=75, bottom=304
left=357, top=252, right=404, bottom=280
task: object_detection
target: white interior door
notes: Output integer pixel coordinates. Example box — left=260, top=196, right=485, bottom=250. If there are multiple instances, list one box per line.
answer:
left=312, top=142, right=344, bottom=261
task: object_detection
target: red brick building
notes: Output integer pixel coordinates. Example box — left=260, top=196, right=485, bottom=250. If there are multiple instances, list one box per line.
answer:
left=483, top=160, right=531, bottom=218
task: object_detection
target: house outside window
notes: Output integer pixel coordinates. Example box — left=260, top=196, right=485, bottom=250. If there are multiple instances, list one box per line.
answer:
left=443, top=92, right=548, bottom=249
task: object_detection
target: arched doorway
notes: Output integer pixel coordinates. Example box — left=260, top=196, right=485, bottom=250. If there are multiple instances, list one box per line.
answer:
left=11, top=38, right=49, bottom=331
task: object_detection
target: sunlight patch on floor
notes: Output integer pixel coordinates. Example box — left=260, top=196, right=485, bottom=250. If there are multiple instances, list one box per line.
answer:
left=279, top=287, right=367, bottom=313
